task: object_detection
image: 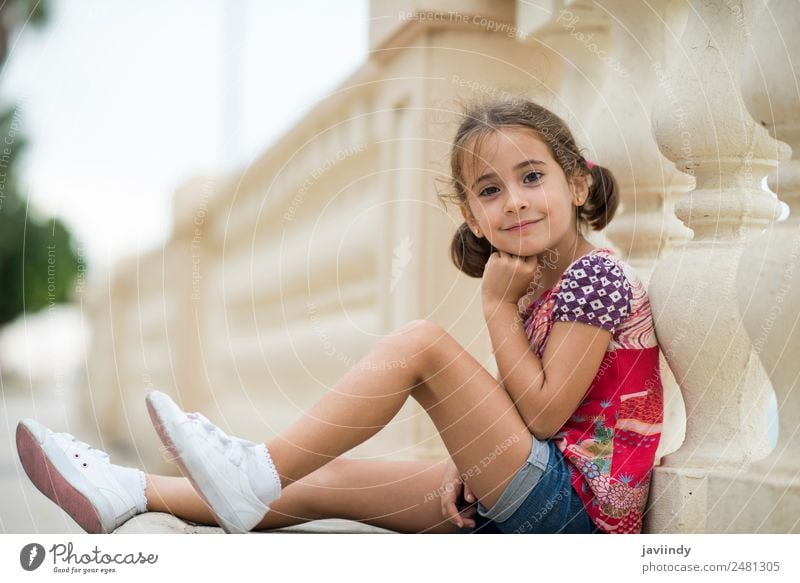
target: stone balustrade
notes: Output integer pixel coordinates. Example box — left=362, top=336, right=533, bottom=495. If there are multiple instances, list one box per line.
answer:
left=77, top=0, right=799, bottom=532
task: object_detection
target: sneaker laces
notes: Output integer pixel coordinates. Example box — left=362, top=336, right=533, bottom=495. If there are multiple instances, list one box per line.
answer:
left=57, top=432, right=111, bottom=463
left=186, top=412, right=253, bottom=465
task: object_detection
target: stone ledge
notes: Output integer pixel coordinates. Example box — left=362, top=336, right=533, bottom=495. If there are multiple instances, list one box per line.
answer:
left=114, top=512, right=396, bottom=534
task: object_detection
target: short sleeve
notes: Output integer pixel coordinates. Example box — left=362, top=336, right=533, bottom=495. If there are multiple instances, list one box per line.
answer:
left=552, top=255, right=632, bottom=333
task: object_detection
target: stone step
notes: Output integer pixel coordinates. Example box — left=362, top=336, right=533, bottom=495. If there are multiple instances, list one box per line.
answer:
left=114, top=512, right=397, bottom=534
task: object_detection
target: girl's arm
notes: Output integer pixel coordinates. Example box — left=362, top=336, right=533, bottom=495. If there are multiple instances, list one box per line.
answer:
left=484, top=301, right=610, bottom=440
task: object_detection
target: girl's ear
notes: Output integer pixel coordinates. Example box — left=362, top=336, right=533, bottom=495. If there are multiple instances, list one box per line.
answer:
left=460, top=204, right=483, bottom=238
left=570, top=174, right=589, bottom=207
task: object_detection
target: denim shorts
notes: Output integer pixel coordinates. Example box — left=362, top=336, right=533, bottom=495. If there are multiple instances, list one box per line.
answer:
left=454, top=439, right=601, bottom=534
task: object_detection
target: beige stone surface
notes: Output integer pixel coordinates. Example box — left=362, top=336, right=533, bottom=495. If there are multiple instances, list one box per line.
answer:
left=115, top=513, right=395, bottom=535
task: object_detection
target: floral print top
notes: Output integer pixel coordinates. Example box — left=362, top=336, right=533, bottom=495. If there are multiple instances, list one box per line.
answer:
left=518, top=247, right=663, bottom=534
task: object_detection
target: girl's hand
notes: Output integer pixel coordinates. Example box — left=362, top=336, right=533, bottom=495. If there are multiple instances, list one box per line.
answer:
left=440, top=459, right=477, bottom=529
left=482, top=251, right=540, bottom=310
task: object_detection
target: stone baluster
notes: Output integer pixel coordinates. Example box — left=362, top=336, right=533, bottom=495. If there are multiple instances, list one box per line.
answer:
left=733, top=0, right=800, bottom=532
left=646, top=0, right=790, bottom=532
left=586, top=0, right=693, bottom=465
left=589, top=0, right=693, bottom=276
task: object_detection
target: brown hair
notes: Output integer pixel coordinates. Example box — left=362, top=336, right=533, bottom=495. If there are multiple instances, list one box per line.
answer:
left=438, top=98, right=619, bottom=278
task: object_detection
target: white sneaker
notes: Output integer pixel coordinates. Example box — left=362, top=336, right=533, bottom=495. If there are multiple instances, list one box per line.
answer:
left=16, top=419, right=147, bottom=534
left=145, top=390, right=282, bottom=534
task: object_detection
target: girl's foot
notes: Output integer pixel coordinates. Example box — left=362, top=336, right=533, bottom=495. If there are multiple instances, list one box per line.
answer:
left=145, top=390, right=282, bottom=534
left=15, top=419, right=147, bottom=534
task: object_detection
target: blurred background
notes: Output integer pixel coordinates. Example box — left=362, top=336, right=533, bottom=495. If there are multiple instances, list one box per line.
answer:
left=2, top=0, right=796, bottom=534
left=0, top=0, right=369, bottom=533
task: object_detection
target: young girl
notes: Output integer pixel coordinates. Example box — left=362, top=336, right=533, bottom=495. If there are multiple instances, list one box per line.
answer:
left=16, top=98, right=663, bottom=535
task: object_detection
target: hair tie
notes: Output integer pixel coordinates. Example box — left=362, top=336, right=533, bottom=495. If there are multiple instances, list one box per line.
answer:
left=586, top=159, right=595, bottom=170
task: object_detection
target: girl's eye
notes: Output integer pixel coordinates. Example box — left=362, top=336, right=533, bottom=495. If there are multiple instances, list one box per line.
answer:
left=477, top=172, right=541, bottom=197
left=523, top=171, right=543, bottom=184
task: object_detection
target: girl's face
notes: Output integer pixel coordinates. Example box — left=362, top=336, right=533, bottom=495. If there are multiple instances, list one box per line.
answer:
left=459, top=127, right=587, bottom=258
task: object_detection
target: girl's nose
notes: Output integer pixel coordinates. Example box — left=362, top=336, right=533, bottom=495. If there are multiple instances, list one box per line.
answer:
left=504, top=189, right=530, bottom=213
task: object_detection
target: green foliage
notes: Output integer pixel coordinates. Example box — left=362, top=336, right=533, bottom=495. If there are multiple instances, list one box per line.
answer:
left=0, top=208, right=84, bottom=326
left=0, top=0, right=82, bottom=327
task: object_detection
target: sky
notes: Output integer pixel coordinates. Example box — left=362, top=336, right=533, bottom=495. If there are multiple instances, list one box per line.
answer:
left=0, top=0, right=369, bottom=268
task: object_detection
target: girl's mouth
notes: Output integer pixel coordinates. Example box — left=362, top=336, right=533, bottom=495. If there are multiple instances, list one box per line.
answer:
left=505, top=219, right=542, bottom=232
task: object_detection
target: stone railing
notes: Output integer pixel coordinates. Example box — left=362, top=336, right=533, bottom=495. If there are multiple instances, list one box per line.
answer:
left=644, top=0, right=799, bottom=533
left=78, top=0, right=799, bottom=532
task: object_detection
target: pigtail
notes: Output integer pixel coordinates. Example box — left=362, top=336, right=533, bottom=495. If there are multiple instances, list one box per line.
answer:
left=579, top=163, right=619, bottom=231
left=450, top=222, right=496, bottom=278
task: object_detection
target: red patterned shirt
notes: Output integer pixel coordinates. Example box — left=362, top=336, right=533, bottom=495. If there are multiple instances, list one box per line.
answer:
left=518, top=247, right=663, bottom=534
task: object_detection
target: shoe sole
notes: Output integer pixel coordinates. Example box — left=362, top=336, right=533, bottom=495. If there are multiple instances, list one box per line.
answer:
left=16, top=422, right=106, bottom=534
left=145, top=395, right=246, bottom=534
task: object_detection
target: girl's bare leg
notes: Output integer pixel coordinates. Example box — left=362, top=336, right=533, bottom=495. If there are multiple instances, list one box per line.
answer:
left=146, top=457, right=456, bottom=533
left=267, top=320, right=535, bottom=512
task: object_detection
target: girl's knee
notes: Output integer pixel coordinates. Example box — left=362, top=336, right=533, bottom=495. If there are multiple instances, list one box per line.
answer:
left=385, top=319, right=447, bottom=360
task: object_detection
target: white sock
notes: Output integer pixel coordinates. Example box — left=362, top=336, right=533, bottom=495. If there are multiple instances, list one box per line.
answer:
left=248, top=443, right=282, bottom=506
left=108, top=464, right=148, bottom=515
